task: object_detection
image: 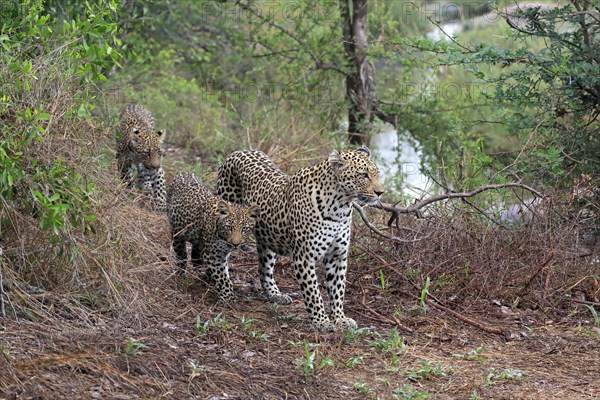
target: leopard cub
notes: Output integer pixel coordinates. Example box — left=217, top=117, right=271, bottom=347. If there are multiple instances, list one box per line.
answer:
left=167, top=172, right=258, bottom=301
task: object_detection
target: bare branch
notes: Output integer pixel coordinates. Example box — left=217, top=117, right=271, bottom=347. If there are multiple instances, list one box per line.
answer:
left=379, top=182, right=542, bottom=227
left=353, top=203, right=432, bottom=243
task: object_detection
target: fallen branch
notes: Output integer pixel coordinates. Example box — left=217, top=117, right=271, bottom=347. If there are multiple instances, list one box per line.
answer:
left=425, top=298, right=506, bottom=336
left=359, top=299, right=414, bottom=333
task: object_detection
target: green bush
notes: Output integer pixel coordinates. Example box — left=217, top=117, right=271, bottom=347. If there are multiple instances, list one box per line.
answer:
left=0, top=0, right=121, bottom=238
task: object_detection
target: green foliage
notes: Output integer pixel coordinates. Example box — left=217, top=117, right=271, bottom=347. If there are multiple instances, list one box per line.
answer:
left=370, top=328, right=407, bottom=354
left=293, top=340, right=318, bottom=378
left=453, top=345, right=486, bottom=362
left=0, top=0, right=120, bottom=238
left=195, top=315, right=211, bottom=337
left=123, top=338, right=149, bottom=356
left=189, top=361, right=203, bottom=380
left=407, top=360, right=453, bottom=381
left=393, top=384, right=431, bottom=400
left=345, top=354, right=365, bottom=368
left=419, top=277, right=431, bottom=314
left=484, top=368, right=525, bottom=386
left=438, top=2, right=600, bottom=183
left=111, top=0, right=344, bottom=155
left=353, top=379, right=372, bottom=395
left=344, top=326, right=373, bottom=344
left=194, top=312, right=231, bottom=337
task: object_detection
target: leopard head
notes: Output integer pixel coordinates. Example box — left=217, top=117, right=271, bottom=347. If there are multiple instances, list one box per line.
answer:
left=129, top=128, right=165, bottom=170
left=216, top=201, right=259, bottom=248
left=328, top=145, right=384, bottom=205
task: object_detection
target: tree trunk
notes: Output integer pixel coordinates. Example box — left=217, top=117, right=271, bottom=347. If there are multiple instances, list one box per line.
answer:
left=340, top=0, right=376, bottom=146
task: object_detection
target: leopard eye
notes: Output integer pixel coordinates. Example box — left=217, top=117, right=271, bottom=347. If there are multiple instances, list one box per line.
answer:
left=363, top=172, right=369, bottom=178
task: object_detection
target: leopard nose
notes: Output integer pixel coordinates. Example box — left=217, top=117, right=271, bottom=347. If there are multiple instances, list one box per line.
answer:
left=375, top=189, right=384, bottom=197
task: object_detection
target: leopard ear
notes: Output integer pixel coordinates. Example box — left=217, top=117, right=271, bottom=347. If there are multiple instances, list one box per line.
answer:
left=328, top=150, right=346, bottom=170
left=217, top=200, right=230, bottom=218
left=247, top=205, right=260, bottom=220
left=357, top=145, right=371, bottom=157
left=156, top=129, right=165, bottom=143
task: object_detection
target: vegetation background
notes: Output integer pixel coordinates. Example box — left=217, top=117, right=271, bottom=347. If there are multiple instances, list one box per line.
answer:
left=0, top=0, right=598, bottom=398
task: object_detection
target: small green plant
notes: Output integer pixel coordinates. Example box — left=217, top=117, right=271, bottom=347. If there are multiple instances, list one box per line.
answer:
left=387, top=353, right=401, bottom=370
left=370, top=328, right=406, bottom=354
left=294, top=340, right=318, bottom=378
left=584, top=305, right=600, bottom=327
left=241, top=315, right=255, bottom=330
left=345, top=354, right=365, bottom=368
left=378, top=269, right=389, bottom=291
left=393, top=384, right=431, bottom=399
left=393, top=307, right=405, bottom=319
left=453, top=345, right=485, bottom=361
left=353, top=379, right=372, bottom=395
left=195, top=316, right=210, bottom=337
left=484, top=368, right=525, bottom=387
left=189, top=361, right=203, bottom=380
left=240, top=316, right=269, bottom=340
left=407, top=360, right=453, bottom=381
left=268, top=303, right=280, bottom=313
left=344, top=326, right=373, bottom=344
left=123, top=338, right=148, bottom=356
left=248, top=330, right=270, bottom=341
left=319, top=356, right=336, bottom=369
left=418, top=277, right=431, bottom=314
left=212, top=312, right=230, bottom=330
left=470, top=390, right=481, bottom=400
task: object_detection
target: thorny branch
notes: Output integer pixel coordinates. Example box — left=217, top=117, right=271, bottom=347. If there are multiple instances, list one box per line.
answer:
left=355, top=182, right=542, bottom=243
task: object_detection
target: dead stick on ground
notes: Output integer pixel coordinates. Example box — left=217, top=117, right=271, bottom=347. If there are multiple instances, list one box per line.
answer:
left=360, top=300, right=414, bottom=333
left=425, top=298, right=506, bottom=336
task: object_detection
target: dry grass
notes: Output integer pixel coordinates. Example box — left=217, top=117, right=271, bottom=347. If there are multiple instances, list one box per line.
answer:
left=2, top=144, right=600, bottom=398
left=1, top=76, right=599, bottom=399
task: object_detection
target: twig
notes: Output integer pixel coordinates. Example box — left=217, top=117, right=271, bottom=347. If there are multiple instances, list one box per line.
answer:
left=353, top=203, right=432, bottom=243
left=382, top=182, right=542, bottom=227
left=425, top=298, right=506, bottom=336
left=359, top=299, right=414, bottom=333
left=572, top=299, right=600, bottom=307
left=518, top=257, right=554, bottom=296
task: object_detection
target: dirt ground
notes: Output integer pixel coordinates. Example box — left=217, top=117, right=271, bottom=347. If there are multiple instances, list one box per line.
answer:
left=2, top=143, right=599, bottom=399
left=1, top=240, right=599, bottom=400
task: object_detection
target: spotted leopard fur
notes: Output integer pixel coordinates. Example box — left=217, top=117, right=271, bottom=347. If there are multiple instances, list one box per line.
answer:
left=217, top=146, right=384, bottom=331
left=167, top=172, right=258, bottom=301
left=116, top=104, right=166, bottom=211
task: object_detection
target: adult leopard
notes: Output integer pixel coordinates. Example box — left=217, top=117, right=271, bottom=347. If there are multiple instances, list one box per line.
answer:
left=167, top=172, right=258, bottom=301
left=116, top=104, right=166, bottom=210
left=217, top=146, right=384, bottom=331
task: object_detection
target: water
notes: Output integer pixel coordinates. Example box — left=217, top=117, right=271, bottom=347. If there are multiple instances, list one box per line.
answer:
left=372, top=125, right=433, bottom=198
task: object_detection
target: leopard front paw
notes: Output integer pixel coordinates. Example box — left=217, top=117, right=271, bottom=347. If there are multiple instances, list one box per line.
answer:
left=333, top=316, right=357, bottom=331
left=311, top=319, right=335, bottom=332
left=268, top=293, right=293, bottom=305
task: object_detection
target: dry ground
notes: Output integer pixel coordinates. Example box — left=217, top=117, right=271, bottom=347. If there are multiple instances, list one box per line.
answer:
left=1, top=143, right=599, bottom=399
left=1, top=221, right=599, bottom=400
